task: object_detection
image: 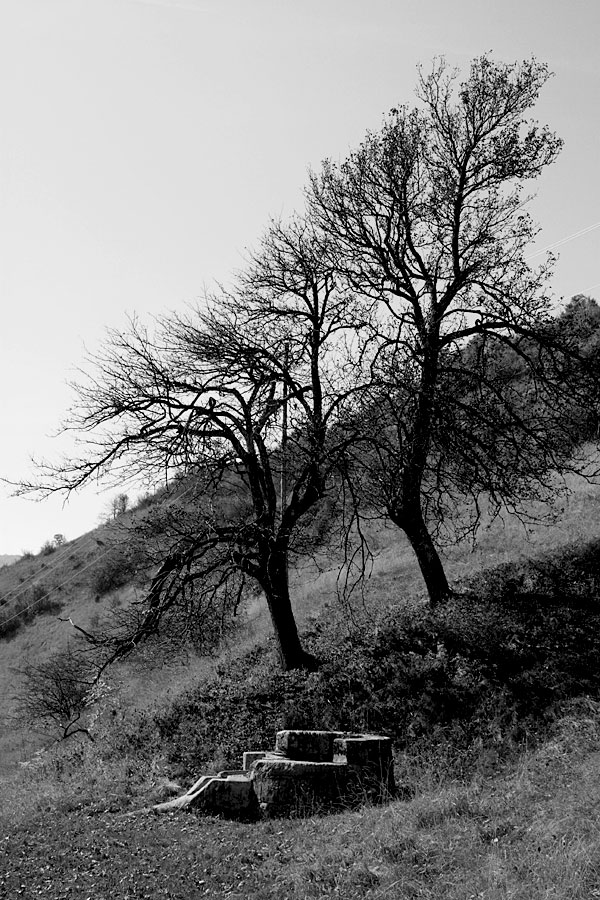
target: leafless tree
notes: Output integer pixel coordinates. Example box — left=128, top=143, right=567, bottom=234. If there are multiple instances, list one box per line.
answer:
left=112, top=493, right=129, bottom=519
left=14, top=646, right=95, bottom=742
left=308, top=55, right=597, bottom=604
left=19, top=217, right=371, bottom=670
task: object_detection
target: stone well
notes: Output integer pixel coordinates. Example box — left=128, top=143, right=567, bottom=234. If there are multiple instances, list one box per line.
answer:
left=334, top=732, right=396, bottom=802
left=154, top=729, right=396, bottom=820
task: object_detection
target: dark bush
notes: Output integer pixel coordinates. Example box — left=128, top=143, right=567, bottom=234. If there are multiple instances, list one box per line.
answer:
left=0, top=608, right=23, bottom=640
left=142, top=538, right=600, bottom=777
left=90, top=546, right=140, bottom=596
left=30, top=582, right=62, bottom=615
left=464, top=540, right=600, bottom=608
left=0, top=583, right=63, bottom=640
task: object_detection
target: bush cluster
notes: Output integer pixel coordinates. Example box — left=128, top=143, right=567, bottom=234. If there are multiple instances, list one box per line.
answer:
left=129, top=539, right=600, bottom=778
left=0, top=583, right=63, bottom=641
left=90, top=546, right=141, bottom=596
left=464, top=539, right=600, bottom=607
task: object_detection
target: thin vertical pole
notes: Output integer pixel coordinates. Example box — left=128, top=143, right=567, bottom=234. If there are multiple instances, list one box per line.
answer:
left=280, top=342, right=289, bottom=524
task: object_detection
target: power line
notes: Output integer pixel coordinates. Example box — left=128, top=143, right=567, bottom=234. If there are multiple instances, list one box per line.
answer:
left=0, top=535, right=98, bottom=608
left=527, top=221, right=600, bottom=260
left=0, top=479, right=201, bottom=629
left=578, top=281, right=600, bottom=296
left=0, top=542, right=120, bottom=630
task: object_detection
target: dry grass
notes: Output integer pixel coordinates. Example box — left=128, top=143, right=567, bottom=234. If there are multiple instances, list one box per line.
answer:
left=2, top=699, right=600, bottom=898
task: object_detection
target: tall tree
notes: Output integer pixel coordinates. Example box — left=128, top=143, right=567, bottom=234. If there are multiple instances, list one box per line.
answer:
left=20, top=217, right=369, bottom=670
left=309, top=56, right=593, bottom=604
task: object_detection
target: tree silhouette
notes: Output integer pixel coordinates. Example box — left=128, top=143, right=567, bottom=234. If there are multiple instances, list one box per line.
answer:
left=309, top=56, right=596, bottom=603
left=20, top=218, right=370, bottom=670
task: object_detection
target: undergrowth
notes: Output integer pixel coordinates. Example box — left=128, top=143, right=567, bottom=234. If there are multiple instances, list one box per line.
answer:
left=0, top=582, right=63, bottom=640
left=7, top=537, right=600, bottom=799
left=4, top=699, right=600, bottom=899
left=75, top=537, right=600, bottom=786
left=3, top=540, right=600, bottom=899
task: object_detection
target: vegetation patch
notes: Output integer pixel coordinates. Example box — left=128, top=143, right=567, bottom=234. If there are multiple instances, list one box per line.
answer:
left=0, top=582, right=63, bottom=641
left=2, top=537, right=600, bottom=898
left=95, top=537, right=599, bottom=782
left=90, top=544, right=143, bottom=597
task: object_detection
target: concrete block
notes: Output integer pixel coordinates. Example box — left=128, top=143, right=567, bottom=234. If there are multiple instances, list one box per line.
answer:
left=154, top=773, right=259, bottom=819
left=275, top=730, right=334, bottom=762
left=154, top=730, right=395, bottom=820
left=342, top=734, right=396, bottom=800
left=251, top=758, right=349, bottom=817
left=243, top=751, right=268, bottom=771
left=189, top=774, right=259, bottom=819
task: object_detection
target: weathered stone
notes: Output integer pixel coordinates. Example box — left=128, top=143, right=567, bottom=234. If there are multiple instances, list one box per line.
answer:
left=251, top=758, right=349, bottom=817
left=189, top=774, right=259, bottom=819
left=155, top=772, right=214, bottom=810
left=153, top=793, right=194, bottom=813
left=243, top=751, right=268, bottom=771
left=153, top=729, right=395, bottom=820
left=337, top=734, right=396, bottom=801
left=154, top=773, right=259, bottom=819
left=275, top=729, right=334, bottom=762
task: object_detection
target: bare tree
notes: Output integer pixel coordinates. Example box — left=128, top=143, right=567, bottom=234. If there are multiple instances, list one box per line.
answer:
left=308, top=55, right=596, bottom=604
left=112, top=493, right=129, bottom=519
left=19, top=218, right=370, bottom=670
left=14, top=646, right=95, bottom=742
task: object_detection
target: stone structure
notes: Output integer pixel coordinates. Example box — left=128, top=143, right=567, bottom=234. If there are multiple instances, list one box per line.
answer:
left=154, top=729, right=395, bottom=820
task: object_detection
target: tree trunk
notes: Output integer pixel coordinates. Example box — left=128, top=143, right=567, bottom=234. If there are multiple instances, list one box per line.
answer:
left=261, top=543, right=318, bottom=671
left=392, top=507, right=451, bottom=606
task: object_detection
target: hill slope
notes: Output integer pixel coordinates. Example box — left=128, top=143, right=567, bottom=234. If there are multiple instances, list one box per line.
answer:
left=1, top=445, right=600, bottom=769
left=2, top=450, right=600, bottom=898
left=0, top=554, right=20, bottom=568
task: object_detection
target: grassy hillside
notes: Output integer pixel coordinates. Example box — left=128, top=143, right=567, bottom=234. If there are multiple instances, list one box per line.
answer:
left=0, top=515, right=158, bottom=770
left=2, top=449, right=600, bottom=897
left=2, top=541, right=600, bottom=896
left=2, top=448, right=600, bottom=767
left=0, top=554, right=20, bottom=568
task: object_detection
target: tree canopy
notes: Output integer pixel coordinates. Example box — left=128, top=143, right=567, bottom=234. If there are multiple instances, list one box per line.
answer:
left=23, top=217, right=371, bottom=670
left=306, top=55, right=596, bottom=603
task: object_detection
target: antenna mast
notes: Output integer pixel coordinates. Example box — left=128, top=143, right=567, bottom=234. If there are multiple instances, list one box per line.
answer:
left=280, top=341, right=289, bottom=524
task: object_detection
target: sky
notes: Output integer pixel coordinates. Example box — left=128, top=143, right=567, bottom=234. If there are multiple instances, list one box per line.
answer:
left=0, top=0, right=599, bottom=555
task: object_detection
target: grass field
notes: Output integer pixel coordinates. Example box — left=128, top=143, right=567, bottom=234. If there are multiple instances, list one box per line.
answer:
left=1, top=698, right=600, bottom=898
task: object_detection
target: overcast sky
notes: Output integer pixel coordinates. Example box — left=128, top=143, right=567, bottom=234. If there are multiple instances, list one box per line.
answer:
left=1, top=0, right=599, bottom=555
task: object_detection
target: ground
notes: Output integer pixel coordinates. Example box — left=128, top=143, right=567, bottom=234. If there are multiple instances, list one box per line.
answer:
left=2, top=701, right=600, bottom=898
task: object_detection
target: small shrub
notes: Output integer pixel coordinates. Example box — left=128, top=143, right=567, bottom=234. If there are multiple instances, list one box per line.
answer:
left=29, top=583, right=63, bottom=617
left=90, top=547, right=139, bottom=596
left=0, top=609, right=23, bottom=640
left=134, top=491, right=156, bottom=510
left=0, top=583, right=63, bottom=640
left=14, top=646, right=98, bottom=741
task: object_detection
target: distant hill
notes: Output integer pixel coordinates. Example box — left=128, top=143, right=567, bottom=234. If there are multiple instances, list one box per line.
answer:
left=0, top=555, right=20, bottom=568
